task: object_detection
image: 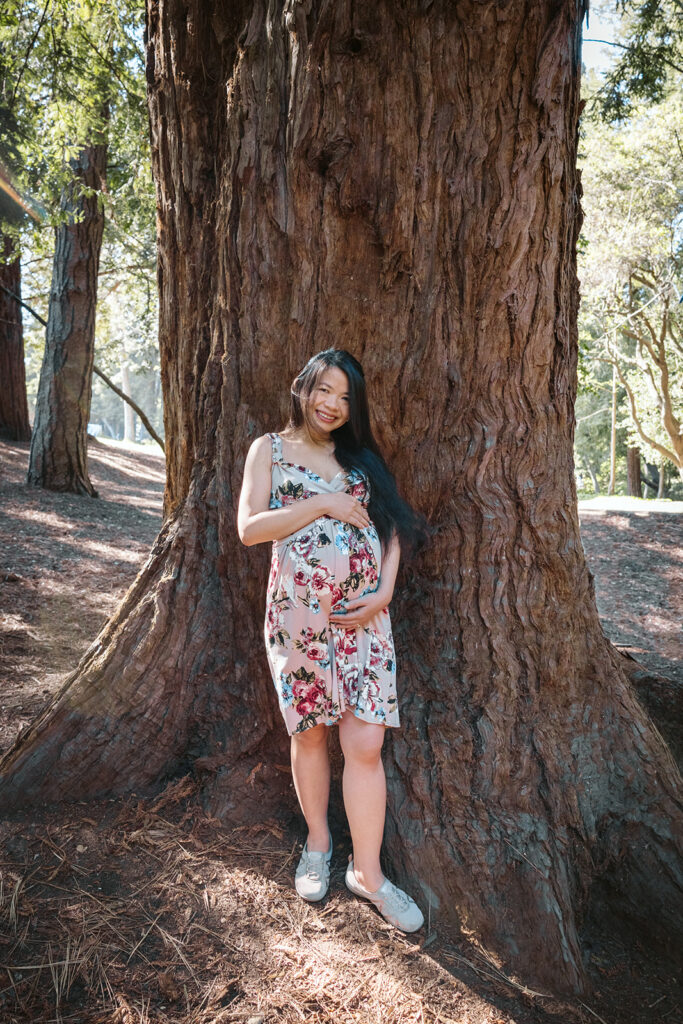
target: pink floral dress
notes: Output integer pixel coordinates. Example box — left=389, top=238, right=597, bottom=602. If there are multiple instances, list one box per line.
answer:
left=264, top=432, right=399, bottom=735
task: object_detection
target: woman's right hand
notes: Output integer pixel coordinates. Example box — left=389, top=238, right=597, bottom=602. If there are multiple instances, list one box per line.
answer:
left=323, top=492, right=371, bottom=529
left=238, top=435, right=372, bottom=545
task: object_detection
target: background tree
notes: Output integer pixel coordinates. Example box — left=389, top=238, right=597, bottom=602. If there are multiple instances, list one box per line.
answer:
left=590, top=0, right=683, bottom=122
left=578, top=86, right=683, bottom=488
left=26, top=2, right=119, bottom=492
left=573, top=371, right=620, bottom=494
left=27, top=126, right=108, bottom=493
left=86, top=45, right=160, bottom=445
left=0, top=0, right=681, bottom=998
left=0, top=230, right=31, bottom=440
left=91, top=256, right=161, bottom=444
left=0, top=1, right=40, bottom=441
left=3, top=0, right=158, bottom=480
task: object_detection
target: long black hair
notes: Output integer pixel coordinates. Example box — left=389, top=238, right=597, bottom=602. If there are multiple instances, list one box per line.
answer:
left=288, top=349, right=428, bottom=556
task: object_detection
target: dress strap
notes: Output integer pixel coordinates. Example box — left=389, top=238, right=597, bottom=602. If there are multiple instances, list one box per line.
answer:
left=268, top=431, right=283, bottom=464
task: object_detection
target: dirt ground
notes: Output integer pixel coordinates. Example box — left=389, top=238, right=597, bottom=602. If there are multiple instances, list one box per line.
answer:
left=578, top=496, right=682, bottom=687
left=0, top=438, right=680, bottom=1024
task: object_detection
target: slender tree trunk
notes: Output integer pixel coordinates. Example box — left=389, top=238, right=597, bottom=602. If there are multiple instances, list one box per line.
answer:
left=657, top=459, right=667, bottom=498
left=27, top=136, right=107, bottom=494
left=608, top=364, right=617, bottom=495
left=0, top=235, right=31, bottom=441
left=643, top=462, right=659, bottom=497
left=121, top=362, right=136, bottom=441
left=626, top=445, right=642, bottom=497
left=0, top=0, right=680, bottom=996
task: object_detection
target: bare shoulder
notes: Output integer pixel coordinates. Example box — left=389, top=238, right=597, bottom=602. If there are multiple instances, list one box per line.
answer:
left=246, top=432, right=270, bottom=456
left=246, top=433, right=273, bottom=464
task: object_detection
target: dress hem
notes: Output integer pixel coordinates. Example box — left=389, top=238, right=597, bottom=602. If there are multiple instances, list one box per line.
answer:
left=285, top=705, right=400, bottom=736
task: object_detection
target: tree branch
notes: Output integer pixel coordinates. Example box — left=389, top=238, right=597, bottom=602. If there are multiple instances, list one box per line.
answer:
left=92, top=366, right=165, bottom=452
left=9, top=0, right=51, bottom=109
left=0, top=281, right=47, bottom=326
left=0, top=283, right=165, bottom=453
left=609, top=352, right=679, bottom=468
left=74, top=23, right=146, bottom=104
left=631, top=271, right=657, bottom=292
left=666, top=322, right=683, bottom=357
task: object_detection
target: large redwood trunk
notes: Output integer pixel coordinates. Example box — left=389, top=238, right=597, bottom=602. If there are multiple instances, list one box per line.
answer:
left=27, top=138, right=107, bottom=495
left=0, top=0, right=680, bottom=996
left=0, top=235, right=31, bottom=441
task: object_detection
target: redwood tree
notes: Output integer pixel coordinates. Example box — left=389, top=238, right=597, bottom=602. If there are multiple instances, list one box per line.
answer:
left=27, top=138, right=106, bottom=495
left=1, top=0, right=681, bottom=996
left=0, top=234, right=31, bottom=441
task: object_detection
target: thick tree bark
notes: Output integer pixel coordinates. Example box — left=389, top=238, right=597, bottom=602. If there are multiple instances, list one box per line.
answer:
left=0, top=235, right=31, bottom=441
left=27, top=137, right=107, bottom=495
left=0, top=0, right=681, bottom=997
left=626, top=445, right=642, bottom=496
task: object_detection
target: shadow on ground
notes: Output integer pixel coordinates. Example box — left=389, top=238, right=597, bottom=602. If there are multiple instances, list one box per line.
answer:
left=579, top=507, right=682, bottom=686
left=0, top=444, right=680, bottom=1024
left=0, top=779, right=678, bottom=1024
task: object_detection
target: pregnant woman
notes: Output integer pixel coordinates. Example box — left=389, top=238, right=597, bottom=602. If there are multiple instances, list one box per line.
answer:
left=237, top=349, right=425, bottom=932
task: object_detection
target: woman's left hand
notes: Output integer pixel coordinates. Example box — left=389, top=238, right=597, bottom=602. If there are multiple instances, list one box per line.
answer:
left=329, top=592, right=390, bottom=628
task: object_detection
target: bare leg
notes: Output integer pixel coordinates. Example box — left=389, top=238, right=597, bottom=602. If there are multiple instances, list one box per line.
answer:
left=338, top=711, right=386, bottom=892
left=290, top=723, right=331, bottom=852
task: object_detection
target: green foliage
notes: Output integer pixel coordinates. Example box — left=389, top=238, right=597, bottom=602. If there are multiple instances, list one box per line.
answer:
left=1, top=0, right=145, bottom=215
left=590, top=0, right=683, bottom=122
left=577, top=84, right=683, bottom=488
left=5, top=1, right=160, bottom=442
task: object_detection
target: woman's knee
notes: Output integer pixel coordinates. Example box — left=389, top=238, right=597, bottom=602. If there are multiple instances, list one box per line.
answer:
left=291, top=723, right=329, bottom=752
left=339, top=714, right=385, bottom=764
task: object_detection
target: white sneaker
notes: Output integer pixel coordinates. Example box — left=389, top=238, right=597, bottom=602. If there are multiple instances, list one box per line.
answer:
left=345, top=858, right=424, bottom=932
left=295, top=830, right=333, bottom=902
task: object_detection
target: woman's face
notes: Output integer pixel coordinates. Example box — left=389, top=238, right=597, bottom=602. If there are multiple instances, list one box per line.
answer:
left=305, top=366, right=350, bottom=436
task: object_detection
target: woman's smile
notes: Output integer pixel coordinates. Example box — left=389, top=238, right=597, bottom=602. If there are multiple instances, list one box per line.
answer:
left=315, top=408, right=338, bottom=425
left=308, top=367, right=350, bottom=432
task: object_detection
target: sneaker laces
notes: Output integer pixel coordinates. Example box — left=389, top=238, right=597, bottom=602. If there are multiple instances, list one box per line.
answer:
left=383, top=881, right=411, bottom=908
left=305, top=851, right=326, bottom=881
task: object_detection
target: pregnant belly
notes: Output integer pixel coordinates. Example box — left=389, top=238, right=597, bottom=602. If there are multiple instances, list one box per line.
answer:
left=281, top=517, right=381, bottom=607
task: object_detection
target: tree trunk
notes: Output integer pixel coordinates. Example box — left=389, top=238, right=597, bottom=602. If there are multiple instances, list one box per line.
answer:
left=585, top=461, right=599, bottom=494
left=642, top=462, right=659, bottom=496
left=26, top=136, right=107, bottom=495
left=0, top=235, right=31, bottom=441
left=121, top=362, right=136, bottom=441
left=626, top=445, right=642, bottom=497
left=608, top=364, right=617, bottom=495
left=657, top=459, right=667, bottom=498
left=1, top=0, right=681, bottom=997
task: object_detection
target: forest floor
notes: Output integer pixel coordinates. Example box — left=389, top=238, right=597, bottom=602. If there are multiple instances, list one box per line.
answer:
left=0, top=437, right=681, bottom=1024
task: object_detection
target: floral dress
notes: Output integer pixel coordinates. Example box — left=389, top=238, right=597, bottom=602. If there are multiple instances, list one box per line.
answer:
left=264, top=432, right=399, bottom=735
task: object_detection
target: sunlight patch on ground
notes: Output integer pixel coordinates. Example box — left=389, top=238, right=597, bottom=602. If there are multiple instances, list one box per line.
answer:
left=578, top=496, right=683, bottom=514
left=95, top=437, right=165, bottom=459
